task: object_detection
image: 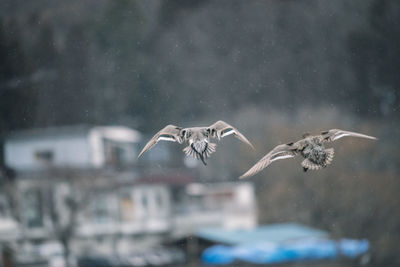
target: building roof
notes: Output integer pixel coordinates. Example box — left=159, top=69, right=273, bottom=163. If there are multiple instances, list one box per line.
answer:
left=196, top=223, right=328, bottom=245
left=6, top=125, right=93, bottom=140
left=6, top=124, right=141, bottom=142
left=137, top=173, right=194, bottom=185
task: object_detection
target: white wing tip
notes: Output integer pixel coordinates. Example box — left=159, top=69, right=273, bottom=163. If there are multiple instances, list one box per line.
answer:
left=248, top=141, right=255, bottom=150
left=137, top=150, right=145, bottom=159
left=239, top=174, right=249, bottom=179
left=355, top=134, right=378, bottom=140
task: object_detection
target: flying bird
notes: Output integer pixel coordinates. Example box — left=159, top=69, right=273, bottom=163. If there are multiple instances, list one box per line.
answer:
left=239, top=129, right=377, bottom=179
left=138, top=120, right=254, bottom=165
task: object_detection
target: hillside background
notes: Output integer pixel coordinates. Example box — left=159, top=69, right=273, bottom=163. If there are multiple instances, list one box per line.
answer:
left=0, top=0, right=399, bottom=265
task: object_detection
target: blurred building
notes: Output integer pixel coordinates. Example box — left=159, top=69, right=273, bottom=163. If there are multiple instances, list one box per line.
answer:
left=1, top=125, right=257, bottom=266
left=5, top=125, right=141, bottom=171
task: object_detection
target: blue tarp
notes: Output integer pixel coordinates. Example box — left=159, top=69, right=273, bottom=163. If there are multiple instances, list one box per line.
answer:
left=202, top=238, right=369, bottom=265
left=196, top=223, right=328, bottom=245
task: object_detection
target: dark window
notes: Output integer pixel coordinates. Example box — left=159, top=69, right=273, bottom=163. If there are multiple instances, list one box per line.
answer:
left=34, top=150, right=54, bottom=163
left=104, top=139, right=134, bottom=167
left=25, top=189, right=43, bottom=228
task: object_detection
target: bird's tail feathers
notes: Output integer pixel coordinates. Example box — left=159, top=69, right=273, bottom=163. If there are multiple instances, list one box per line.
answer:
left=183, top=142, right=217, bottom=160
left=301, top=148, right=335, bottom=171
left=324, top=148, right=335, bottom=165
left=301, top=159, right=323, bottom=171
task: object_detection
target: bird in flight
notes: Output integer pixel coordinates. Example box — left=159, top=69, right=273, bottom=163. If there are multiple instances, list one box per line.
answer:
left=138, top=120, right=254, bottom=165
left=239, top=129, right=377, bottom=179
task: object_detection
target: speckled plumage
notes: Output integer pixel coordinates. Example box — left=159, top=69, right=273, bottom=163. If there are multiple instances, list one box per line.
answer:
left=299, top=137, right=335, bottom=171
left=239, top=129, right=376, bottom=179
left=138, top=121, right=253, bottom=165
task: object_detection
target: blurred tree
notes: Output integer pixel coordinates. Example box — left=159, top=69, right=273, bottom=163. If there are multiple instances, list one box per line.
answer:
left=0, top=19, right=37, bottom=132
left=348, top=0, right=400, bottom=118
left=0, top=0, right=399, bottom=265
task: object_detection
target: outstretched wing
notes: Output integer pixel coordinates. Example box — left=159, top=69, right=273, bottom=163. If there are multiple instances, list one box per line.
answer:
left=208, top=120, right=254, bottom=149
left=321, top=129, right=377, bottom=142
left=138, top=125, right=182, bottom=158
left=239, top=144, right=298, bottom=179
